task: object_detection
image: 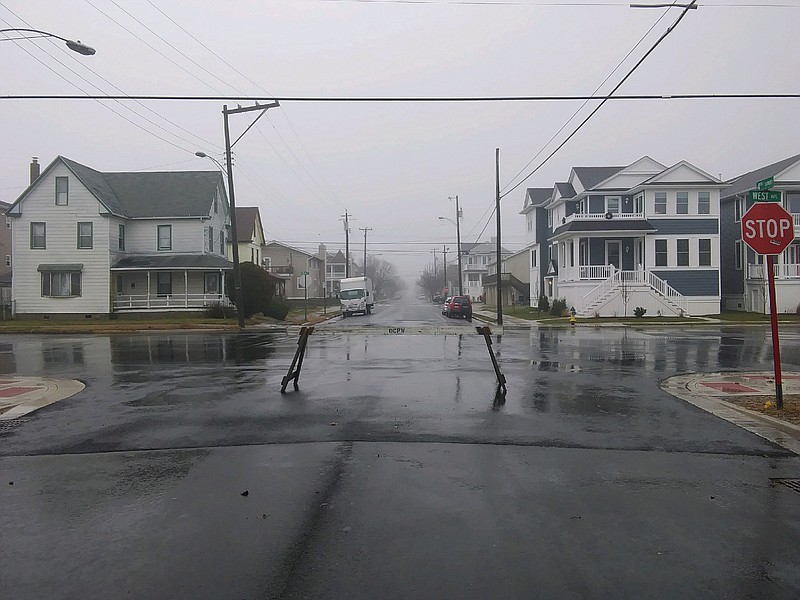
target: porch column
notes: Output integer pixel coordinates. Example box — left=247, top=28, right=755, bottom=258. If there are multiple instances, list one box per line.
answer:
left=185, top=270, right=189, bottom=307
left=221, top=270, right=226, bottom=303
left=147, top=271, right=151, bottom=309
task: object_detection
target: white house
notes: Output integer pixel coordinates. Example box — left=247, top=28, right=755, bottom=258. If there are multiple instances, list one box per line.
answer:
left=6, top=156, right=233, bottom=318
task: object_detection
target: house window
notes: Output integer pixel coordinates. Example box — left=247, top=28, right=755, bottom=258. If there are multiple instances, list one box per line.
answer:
left=118, top=224, right=126, bottom=251
left=548, top=211, right=553, bottom=228
left=30, top=222, right=46, bottom=249
left=116, top=275, right=123, bottom=295
left=42, top=271, right=81, bottom=297
left=219, top=230, right=225, bottom=254
left=569, top=240, right=574, bottom=267
left=468, top=273, right=480, bottom=283
left=634, top=193, right=643, bottom=214
left=699, top=238, right=711, bottom=266
left=676, top=192, right=689, bottom=215
left=735, top=240, right=743, bottom=270
left=698, top=192, right=710, bottom=215
left=77, top=222, right=93, bottom=249
left=5, top=218, right=10, bottom=229
left=655, top=192, right=667, bottom=215
left=55, top=176, right=69, bottom=206
left=208, top=226, right=214, bottom=253
left=677, top=239, right=689, bottom=266
left=204, top=272, right=220, bottom=294
left=265, top=257, right=272, bottom=270
left=606, top=196, right=620, bottom=214
left=5, top=255, right=10, bottom=267
left=526, top=213, right=533, bottom=232
left=157, top=272, right=172, bottom=296
left=655, top=239, right=668, bottom=266
left=214, top=196, right=218, bottom=214
left=158, top=225, right=172, bottom=251
left=531, top=249, right=537, bottom=268
left=735, top=197, right=743, bottom=222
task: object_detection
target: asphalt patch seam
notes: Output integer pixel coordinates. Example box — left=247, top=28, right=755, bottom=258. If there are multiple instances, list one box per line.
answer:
left=266, top=440, right=354, bottom=600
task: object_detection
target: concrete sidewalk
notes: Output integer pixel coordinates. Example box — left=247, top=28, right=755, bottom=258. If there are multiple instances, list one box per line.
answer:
left=662, top=371, right=800, bottom=455
left=0, top=377, right=84, bottom=421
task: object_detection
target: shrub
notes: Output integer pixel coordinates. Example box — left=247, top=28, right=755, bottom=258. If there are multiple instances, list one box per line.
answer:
left=226, top=262, right=275, bottom=318
left=264, top=298, right=290, bottom=320
left=537, top=295, right=550, bottom=313
left=204, top=301, right=232, bottom=319
left=550, top=297, right=567, bottom=317
left=634, top=306, right=647, bottom=318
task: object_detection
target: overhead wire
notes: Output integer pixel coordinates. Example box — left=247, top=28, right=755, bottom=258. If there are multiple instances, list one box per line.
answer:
left=500, top=2, right=673, bottom=194
left=499, top=0, right=701, bottom=199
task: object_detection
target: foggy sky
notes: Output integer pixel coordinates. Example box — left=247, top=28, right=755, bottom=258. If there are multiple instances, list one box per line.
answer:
left=1, top=0, right=798, bottom=279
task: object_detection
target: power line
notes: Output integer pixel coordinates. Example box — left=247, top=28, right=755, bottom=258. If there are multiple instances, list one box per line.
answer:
left=499, top=0, right=701, bottom=199
left=2, top=93, right=796, bottom=102
left=500, top=1, right=672, bottom=193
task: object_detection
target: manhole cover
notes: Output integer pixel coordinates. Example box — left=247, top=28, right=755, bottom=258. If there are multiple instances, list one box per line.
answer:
left=771, top=478, right=800, bottom=494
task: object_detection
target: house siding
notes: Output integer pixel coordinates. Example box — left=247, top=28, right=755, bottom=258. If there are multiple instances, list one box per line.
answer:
left=11, top=163, right=111, bottom=314
left=719, top=196, right=744, bottom=302
left=648, top=218, right=718, bottom=235
left=651, top=270, right=720, bottom=296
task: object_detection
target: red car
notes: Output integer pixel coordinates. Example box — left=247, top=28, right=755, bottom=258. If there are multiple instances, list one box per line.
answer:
left=445, top=296, right=472, bottom=321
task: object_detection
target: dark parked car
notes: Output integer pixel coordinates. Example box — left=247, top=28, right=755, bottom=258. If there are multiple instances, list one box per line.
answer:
left=445, top=295, right=472, bottom=320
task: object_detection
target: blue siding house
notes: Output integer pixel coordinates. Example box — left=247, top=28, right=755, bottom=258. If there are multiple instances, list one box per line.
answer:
left=720, top=154, right=800, bottom=313
left=522, top=156, right=725, bottom=316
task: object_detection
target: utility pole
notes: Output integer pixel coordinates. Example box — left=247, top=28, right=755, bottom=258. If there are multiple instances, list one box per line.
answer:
left=449, top=195, right=463, bottom=296
left=359, top=227, right=372, bottom=278
left=432, top=248, right=438, bottom=300
left=496, top=148, right=503, bottom=326
left=442, top=245, right=448, bottom=294
left=222, top=100, right=279, bottom=329
left=342, top=211, right=351, bottom=278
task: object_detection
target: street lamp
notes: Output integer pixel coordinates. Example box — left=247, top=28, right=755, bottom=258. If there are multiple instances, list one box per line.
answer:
left=195, top=151, right=226, bottom=174
left=0, top=28, right=96, bottom=55
left=439, top=200, right=463, bottom=296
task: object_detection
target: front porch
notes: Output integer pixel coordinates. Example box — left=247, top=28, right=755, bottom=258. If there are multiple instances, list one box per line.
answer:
left=111, top=254, right=233, bottom=313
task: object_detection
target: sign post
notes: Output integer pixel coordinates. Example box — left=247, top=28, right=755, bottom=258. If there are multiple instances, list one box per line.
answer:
left=302, top=271, right=309, bottom=320
left=741, top=201, right=795, bottom=409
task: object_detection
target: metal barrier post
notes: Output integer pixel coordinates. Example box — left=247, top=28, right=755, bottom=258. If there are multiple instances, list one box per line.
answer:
left=280, top=326, right=314, bottom=393
left=477, top=326, right=506, bottom=394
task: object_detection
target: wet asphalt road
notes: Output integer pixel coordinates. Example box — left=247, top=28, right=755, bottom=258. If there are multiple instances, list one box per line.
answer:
left=2, top=298, right=800, bottom=599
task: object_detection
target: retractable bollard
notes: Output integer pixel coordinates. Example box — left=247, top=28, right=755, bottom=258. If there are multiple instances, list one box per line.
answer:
left=280, top=326, right=313, bottom=393
left=279, top=324, right=507, bottom=393
left=476, top=326, right=507, bottom=394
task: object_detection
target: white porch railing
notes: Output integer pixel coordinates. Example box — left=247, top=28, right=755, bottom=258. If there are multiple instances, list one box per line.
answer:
left=581, top=269, right=688, bottom=316
left=747, top=263, right=800, bottom=279
left=793, top=213, right=800, bottom=227
left=564, top=211, right=644, bottom=224
left=578, top=265, right=612, bottom=280
left=113, top=293, right=228, bottom=310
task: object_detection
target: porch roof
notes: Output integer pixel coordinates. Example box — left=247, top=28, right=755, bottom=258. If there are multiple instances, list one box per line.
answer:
left=111, top=254, right=233, bottom=271
left=550, top=219, right=655, bottom=239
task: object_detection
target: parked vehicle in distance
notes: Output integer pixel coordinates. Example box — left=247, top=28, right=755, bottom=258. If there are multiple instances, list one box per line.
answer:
left=441, top=297, right=452, bottom=315
left=445, top=296, right=472, bottom=320
left=340, top=277, right=374, bottom=317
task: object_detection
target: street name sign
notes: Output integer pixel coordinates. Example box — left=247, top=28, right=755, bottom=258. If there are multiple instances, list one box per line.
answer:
left=756, top=177, right=774, bottom=190
left=748, top=190, right=781, bottom=202
left=741, top=202, right=795, bottom=255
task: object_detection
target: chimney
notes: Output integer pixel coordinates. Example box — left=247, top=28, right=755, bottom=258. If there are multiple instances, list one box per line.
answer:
left=30, top=157, right=40, bottom=184
left=319, top=243, right=327, bottom=259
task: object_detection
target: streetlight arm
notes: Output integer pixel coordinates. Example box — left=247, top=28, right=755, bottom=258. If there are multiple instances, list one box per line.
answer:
left=0, top=28, right=96, bottom=55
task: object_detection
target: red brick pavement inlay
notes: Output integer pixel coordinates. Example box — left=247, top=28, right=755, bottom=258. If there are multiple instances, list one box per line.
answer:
left=701, top=382, right=761, bottom=394
left=0, top=386, right=42, bottom=397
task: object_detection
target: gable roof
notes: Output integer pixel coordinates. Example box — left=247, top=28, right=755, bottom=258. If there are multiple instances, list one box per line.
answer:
left=520, top=187, right=553, bottom=213
left=235, top=207, right=262, bottom=242
left=555, top=182, right=576, bottom=198
left=9, top=156, right=225, bottom=218
left=572, top=166, right=624, bottom=191
left=722, top=153, right=800, bottom=199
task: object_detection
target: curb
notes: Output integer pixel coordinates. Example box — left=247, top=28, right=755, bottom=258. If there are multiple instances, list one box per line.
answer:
left=661, top=373, right=800, bottom=455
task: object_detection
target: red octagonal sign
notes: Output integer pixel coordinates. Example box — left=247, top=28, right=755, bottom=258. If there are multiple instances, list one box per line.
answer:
left=741, top=202, right=796, bottom=255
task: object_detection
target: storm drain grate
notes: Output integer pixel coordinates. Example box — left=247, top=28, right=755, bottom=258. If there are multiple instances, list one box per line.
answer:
left=0, top=418, right=28, bottom=431
left=771, top=478, right=800, bottom=494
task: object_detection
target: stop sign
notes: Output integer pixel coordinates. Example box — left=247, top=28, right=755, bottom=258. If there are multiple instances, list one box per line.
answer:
left=741, top=202, right=796, bottom=255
